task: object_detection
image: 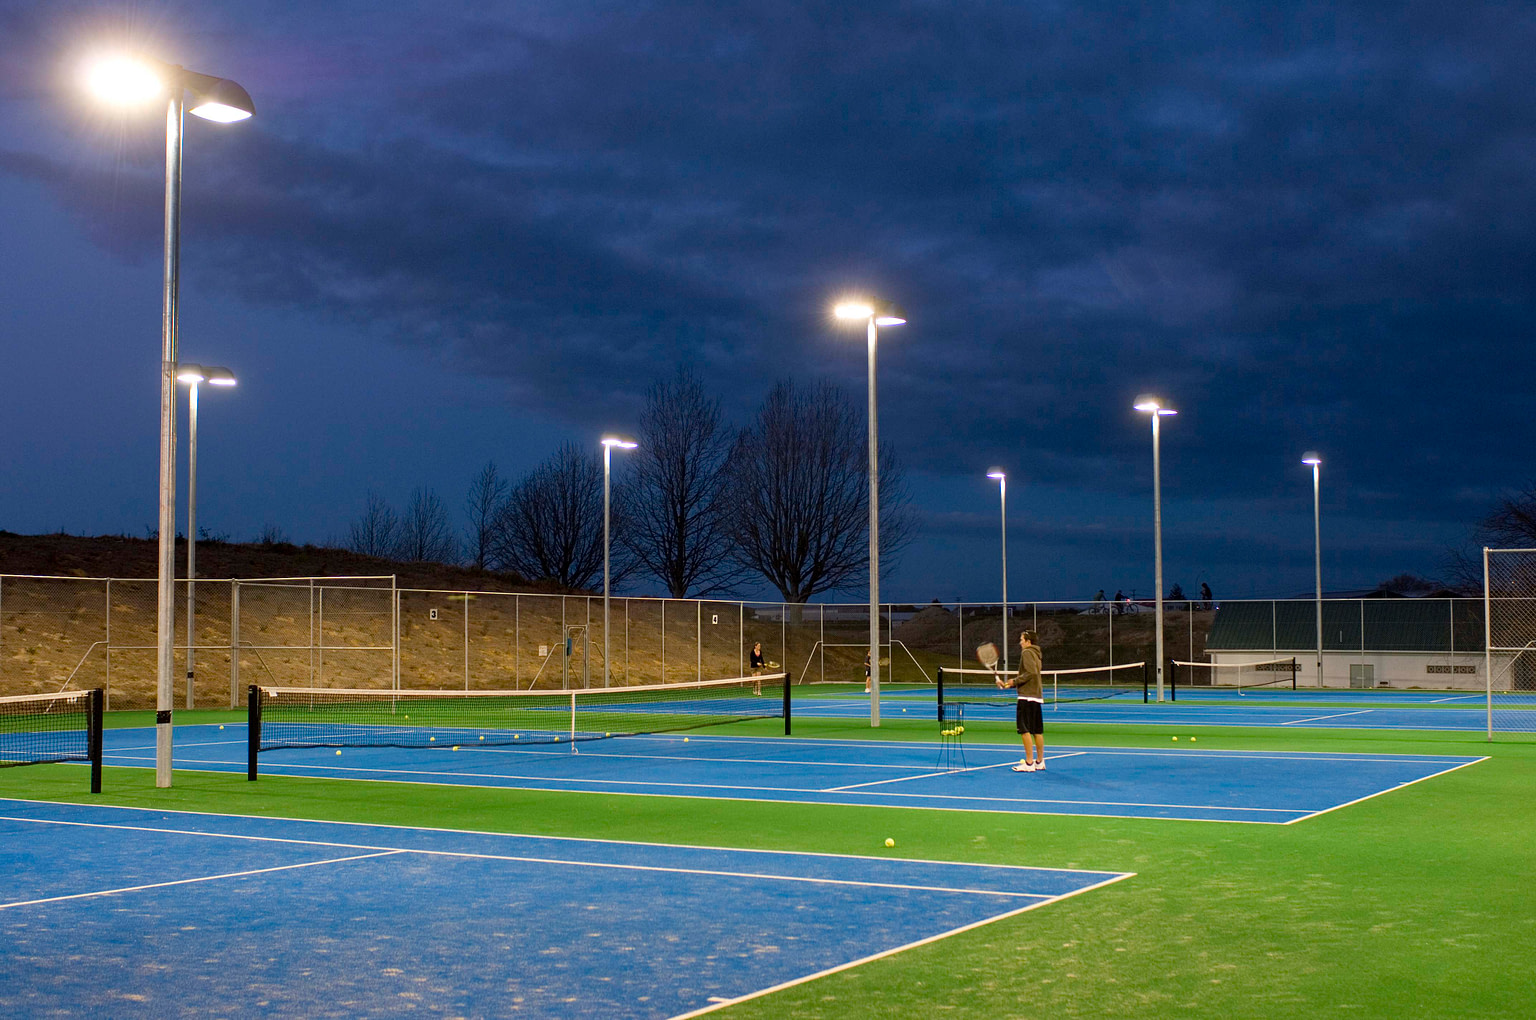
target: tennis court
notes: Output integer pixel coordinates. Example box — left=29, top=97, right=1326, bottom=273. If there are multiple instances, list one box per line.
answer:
left=106, top=724, right=1484, bottom=824
left=798, top=686, right=1533, bottom=731
left=0, top=798, right=1129, bottom=1018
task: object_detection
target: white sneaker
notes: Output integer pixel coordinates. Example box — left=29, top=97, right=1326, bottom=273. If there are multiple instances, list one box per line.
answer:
left=1034, top=760, right=1046, bottom=771
left=1012, top=762, right=1035, bottom=773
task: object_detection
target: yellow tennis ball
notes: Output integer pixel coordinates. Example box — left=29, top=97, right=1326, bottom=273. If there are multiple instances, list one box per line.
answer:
left=335, top=750, right=341, bottom=755
left=479, top=735, right=485, bottom=741
left=1190, top=737, right=1197, bottom=742
left=884, top=838, right=895, bottom=848
left=957, top=726, right=964, bottom=733
left=219, top=725, right=224, bottom=730
left=1172, top=736, right=1179, bottom=741
left=429, top=736, right=435, bottom=742
left=452, top=746, right=459, bottom=751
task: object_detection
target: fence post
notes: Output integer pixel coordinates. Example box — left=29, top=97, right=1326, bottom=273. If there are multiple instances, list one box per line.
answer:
left=230, top=580, right=240, bottom=709
left=104, top=578, right=111, bottom=711
left=464, top=591, right=471, bottom=690
left=697, top=599, right=702, bottom=682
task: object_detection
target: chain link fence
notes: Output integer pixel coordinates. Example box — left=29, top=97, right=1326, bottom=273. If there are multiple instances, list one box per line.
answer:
left=1484, top=548, right=1536, bottom=736
left=0, top=575, right=1526, bottom=730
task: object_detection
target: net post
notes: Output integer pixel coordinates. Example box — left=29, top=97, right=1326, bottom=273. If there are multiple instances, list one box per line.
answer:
left=88, top=688, right=104, bottom=794
left=1169, top=660, right=1177, bottom=702
left=782, top=671, right=791, bottom=735
left=936, top=667, right=946, bottom=723
left=247, top=684, right=261, bottom=781
left=1290, top=657, right=1298, bottom=690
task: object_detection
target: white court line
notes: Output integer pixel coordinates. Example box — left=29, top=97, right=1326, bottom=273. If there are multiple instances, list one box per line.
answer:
left=231, top=761, right=1308, bottom=816
left=1282, top=709, right=1373, bottom=726
left=826, top=752, right=1093, bottom=791
left=0, top=849, right=404, bottom=910
left=667, top=870, right=1137, bottom=1020
left=0, top=814, right=1063, bottom=901
left=0, top=798, right=1106, bottom=876
left=1281, top=756, right=1490, bottom=824
left=823, top=759, right=1023, bottom=791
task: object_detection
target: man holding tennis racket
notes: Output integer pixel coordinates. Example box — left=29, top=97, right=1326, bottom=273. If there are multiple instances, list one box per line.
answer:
left=999, top=630, right=1045, bottom=772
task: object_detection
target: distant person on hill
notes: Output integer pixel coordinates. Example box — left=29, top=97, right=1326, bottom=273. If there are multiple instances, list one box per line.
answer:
left=1113, top=589, right=1125, bottom=615
left=998, top=630, right=1045, bottom=772
left=1200, top=582, right=1213, bottom=610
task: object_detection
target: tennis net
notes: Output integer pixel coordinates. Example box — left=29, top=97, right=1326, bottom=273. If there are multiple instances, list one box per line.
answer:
left=0, top=689, right=104, bottom=792
left=248, top=673, right=790, bottom=775
left=937, top=661, right=1150, bottom=714
left=1171, top=657, right=1298, bottom=696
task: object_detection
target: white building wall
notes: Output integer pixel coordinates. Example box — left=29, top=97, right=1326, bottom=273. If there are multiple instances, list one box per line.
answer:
left=1209, top=650, right=1490, bottom=690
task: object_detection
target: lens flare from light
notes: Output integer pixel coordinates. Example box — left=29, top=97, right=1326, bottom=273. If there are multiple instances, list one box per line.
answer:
left=84, top=56, right=164, bottom=106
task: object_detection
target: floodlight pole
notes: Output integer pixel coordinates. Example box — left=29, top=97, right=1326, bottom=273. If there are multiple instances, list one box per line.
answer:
left=185, top=377, right=199, bottom=710
left=990, top=472, right=1008, bottom=674
left=604, top=443, right=614, bottom=688
left=1151, top=411, right=1165, bottom=703
left=154, top=90, right=185, bottom=786
left=601, top=436, right=636, bottom=688
left=1310, top=458, right=1323, bottom=688
left=866, top=316, right=881, bottom=726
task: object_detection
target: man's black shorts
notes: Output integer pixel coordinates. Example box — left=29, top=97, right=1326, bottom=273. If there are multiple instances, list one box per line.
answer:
left=1016, top=699, right=1044, bottom=735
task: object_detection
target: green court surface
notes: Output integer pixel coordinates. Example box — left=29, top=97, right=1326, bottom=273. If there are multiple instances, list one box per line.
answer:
left=5, top=712, right=1534, bottom=1019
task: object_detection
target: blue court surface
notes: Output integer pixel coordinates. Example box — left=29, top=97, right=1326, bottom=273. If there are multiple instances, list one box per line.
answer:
left=111, top=726, right=1484, bottom=824
left=801, top=687, right=1533, bottom=731
left=0, top=799, right=1130, bottom=1019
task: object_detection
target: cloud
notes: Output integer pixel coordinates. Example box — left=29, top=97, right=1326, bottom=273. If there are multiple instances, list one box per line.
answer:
left=5, top=0, right=1536, bottom=586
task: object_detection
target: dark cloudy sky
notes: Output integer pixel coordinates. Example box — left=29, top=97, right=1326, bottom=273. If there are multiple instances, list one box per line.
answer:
left=2, top=1, right=1533, bottom=601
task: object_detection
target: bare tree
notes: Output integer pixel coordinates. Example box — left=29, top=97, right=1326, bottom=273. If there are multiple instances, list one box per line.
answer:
left=726, top=379, right=914, bottom=604
left=491, top=444, right=630, bottom=589
left=348, top=491, right=399, bottom=558
left=624, top=366, right=743, bottom=597
left=396, top=486, right=460, bottom=563
left=464, top=462, right=509, bottom=570
left=1446, top=483, right=1536, bottom=590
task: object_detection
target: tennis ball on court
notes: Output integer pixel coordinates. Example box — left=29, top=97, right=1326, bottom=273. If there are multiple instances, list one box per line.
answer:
left=335, top=750, right=341, bottom=755
left=452, top=746, right=459, bottom=751
left=429, top=736, right=436, bottom=742
left=479, top=735, right=484, bottom=741
left=885, top=838, right=895, bottom=847
left=1190, top=737, right=1197, bottom=742
left=957, top=726, right=964, bottom=733
left=1172, top=736, right=1179, bottom=741
left=684, top=737, right=689, bottom=742
left=219, top=725, right=224, bottom=730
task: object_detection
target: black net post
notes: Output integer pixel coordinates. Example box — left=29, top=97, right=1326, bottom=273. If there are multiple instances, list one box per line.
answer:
left=88, top=688, right=104, bottom=794
left=247, top=685, right=261, bottom=781
left=936, top=668, right=946, bottom=723
left=782, top=672, right=792, bottom=735
left=1169, top=661, right=1178, bottom=702
left=1290, top=657, right=1298, bottom=690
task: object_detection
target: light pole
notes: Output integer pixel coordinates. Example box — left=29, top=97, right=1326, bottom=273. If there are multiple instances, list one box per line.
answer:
left=1134, top=395, right=1177, bottom=702
left=834, top=298, right=906, bottom=727
left=601, top=435, right=638, bottom=688
left=1303, top=452, right=1323, bottom=688
left=987, top=468, right=1008, bottom=674
left=176, top=365, right=236, bottom=710
left=85, top=55, right=254, bottom=787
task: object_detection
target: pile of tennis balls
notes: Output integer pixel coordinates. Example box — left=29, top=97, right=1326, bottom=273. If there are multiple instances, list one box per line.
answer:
left=940, top=725, right=965, bottom=737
